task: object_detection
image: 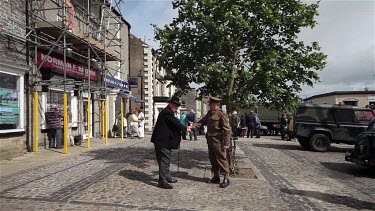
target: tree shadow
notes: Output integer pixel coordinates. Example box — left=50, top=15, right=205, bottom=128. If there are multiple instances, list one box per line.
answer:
left=118, top=170, right=159, bottom=187
left=320, top=162, right=375, bottom=178
left=252, top=143, right=351, bottom=153
left=252, top=143, right=306, bottom=151
left=280, top=188, right=375, bottom=210
left=173, top=171, right=208, bottom=183
left=84, top=146, right=210, bottom=170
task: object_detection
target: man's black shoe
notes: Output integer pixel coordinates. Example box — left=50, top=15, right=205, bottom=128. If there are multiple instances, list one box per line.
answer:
left=158, top=182, right=173, bottom=189
left=219, top=179, right=230, bottom=188
left=167, top=178, right=178, bottom=183
left=207, top=176, right=220, bottom=184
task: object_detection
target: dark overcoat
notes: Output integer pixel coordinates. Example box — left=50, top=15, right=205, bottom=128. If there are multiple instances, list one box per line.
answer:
left=151, top=106, right=187, bottom=149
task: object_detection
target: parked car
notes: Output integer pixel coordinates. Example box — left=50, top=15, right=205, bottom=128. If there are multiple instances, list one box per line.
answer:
left=294, top=103, right=374, bottom=152
left=345, top=118, right=375, bottom=168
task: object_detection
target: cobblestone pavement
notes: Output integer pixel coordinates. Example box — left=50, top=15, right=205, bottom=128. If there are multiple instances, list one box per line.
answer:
left=0, top=135, right=374, bottom=210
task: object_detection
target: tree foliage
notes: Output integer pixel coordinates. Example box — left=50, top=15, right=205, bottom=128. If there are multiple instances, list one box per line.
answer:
left=154, top=0, right=327, bottom=112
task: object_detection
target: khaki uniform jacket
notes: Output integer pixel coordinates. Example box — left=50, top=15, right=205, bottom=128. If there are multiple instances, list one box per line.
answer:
left=193, top=109, right=231, bottom=147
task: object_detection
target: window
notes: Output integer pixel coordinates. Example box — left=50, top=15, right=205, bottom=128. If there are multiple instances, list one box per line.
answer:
left=0, top=72, right=23, bottom=131
left=295, top=108, right=335, bottom=122
left=354, top=110, right=374, bottom=123
left=181, top=99, right=187, bottom=109
left=339, top=109, right=354, bottom=123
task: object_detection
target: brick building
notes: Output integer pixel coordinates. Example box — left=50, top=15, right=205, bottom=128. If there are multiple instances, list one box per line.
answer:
left=0, top=0, right=28, bottom=160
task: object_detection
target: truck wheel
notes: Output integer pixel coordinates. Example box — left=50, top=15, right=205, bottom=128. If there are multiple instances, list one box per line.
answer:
left=310, top=134, right=331, bottom=152
left=298, top=138, right=310, bottom=150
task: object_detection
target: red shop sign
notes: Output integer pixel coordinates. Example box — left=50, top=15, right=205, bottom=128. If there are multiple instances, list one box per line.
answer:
left=37, top=51, right=97, bottom=81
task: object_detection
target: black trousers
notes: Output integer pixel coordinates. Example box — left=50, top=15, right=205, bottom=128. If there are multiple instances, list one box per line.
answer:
left=155, top=146, right=172, bottom=183
left=247, top=125, right=254, bottom=138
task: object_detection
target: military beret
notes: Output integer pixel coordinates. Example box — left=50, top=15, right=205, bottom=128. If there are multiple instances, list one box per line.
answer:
left=208, top=96, right=222, bottom=103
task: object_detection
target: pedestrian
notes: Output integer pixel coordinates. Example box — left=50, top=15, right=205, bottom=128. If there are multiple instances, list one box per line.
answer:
left=138, top=106, right=145, bottom=138
left=229, top=111, right=240, bottom=137
left=127, top=110, right=141, bottom=139
left=280, top=113, right=288, bottom=140
left=254, top=113, right=261, bottom=138
left=67, top=106, right=74, bottom=146
left=180, top=111, right=188, bottom=140
left=112, top=112, right=121, bottom=138
left=151, top=96, right=191, bottom=189
left=45, top=105, right=63, bottom=149
left=186, top=109, right=198, bottom=141
left=245, top=111, right=256, bottom=138
left=191, top=96, right=231, bottom=188
left=287, top=117, right=294, bottom=141
left=239, top=114, right=247, bottom=137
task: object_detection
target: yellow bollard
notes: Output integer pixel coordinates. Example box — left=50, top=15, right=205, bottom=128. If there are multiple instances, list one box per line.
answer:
left=34, top=92, right=39, bottom=153
left=121, top=100, right=123, bottom=141
left=87, top=97, right=91, bottom=149
left=63, top=93, right=68, bottom=154
left=101, top=100, right=104, bottom=140
left=105, top=99, right=108, bottom=144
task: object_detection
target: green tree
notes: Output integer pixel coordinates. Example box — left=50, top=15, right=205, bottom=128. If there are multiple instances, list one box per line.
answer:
left=154, top=0, right=327, bottom=112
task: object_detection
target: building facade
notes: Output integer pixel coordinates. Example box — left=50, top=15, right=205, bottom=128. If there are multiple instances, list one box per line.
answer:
left=304, top=91, right=375, bottom=108
left=0, top=0, right=132, bottom=160
left=0, top=0, right=28, bottom=160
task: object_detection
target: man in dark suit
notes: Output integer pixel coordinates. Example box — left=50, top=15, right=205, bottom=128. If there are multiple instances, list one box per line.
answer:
left=245, top=111, right=256, bottom=138
left=151, top=97, right=191, bottom=189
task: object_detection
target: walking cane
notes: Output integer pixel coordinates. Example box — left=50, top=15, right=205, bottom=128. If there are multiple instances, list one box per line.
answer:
left=177, top=147, right=180, bottom=172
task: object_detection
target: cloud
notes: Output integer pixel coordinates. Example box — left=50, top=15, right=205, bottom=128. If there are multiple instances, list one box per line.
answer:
left=299, top=0, right=375, bottom=97
left=122, top=0, right=375, bottom=98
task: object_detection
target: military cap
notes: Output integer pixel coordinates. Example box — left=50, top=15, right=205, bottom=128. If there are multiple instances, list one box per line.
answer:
left=208, top=96, right=222, bottom=103
left=167, top=96, right=182, bottom=107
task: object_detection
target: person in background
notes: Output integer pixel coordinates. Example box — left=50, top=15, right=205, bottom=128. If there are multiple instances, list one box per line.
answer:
left=186, top=109, right=198, bottom=141
left=239, top=114, right=247, bottom=137
left=45, top=106, right=63, bottom=149
left=245, top=111, right=256, bottom=138
left=230, top=111, right=240, bottom=137
left=254, top=113, right=261, bottom=138
left=128, top=110, right=141, bottom=139
left=138, top=106, right=145, bottom=138
left=67, top=106, right=74, bottom=146
left=180, top=111, right=188, bottom=140
left=280, top=113, right=288, bottom=140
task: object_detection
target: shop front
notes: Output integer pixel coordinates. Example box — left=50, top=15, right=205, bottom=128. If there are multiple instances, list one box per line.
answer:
left=37, top=51, right=98, bottom=142
left=0, top=61, right=27, bottom=160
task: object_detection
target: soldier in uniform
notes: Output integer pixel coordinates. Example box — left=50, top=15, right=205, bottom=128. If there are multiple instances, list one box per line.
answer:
left=191, top=96, right=231, bottom=188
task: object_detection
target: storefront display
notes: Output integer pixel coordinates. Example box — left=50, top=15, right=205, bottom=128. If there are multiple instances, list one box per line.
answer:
left=0, top=72, right=22, bottom=131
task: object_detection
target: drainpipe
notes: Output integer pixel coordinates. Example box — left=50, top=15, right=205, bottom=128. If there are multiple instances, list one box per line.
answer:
left=128, top=30, right=131, bottom=111
left=25, top=0, right=31, bottom=152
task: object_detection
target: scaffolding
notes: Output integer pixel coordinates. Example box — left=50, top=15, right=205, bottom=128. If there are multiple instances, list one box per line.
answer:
left=0, top=0, right=128, bottom=153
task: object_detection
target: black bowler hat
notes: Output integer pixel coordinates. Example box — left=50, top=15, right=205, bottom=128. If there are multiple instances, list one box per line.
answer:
left=167, top=96, right=182, bottom=107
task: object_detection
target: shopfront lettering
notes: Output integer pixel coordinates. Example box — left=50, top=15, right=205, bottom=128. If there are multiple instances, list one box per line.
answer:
left=37, top=51, right=97, bottom=81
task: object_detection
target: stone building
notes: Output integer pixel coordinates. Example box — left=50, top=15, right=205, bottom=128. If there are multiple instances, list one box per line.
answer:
left=0, top=0, right=29, bottom=160
left=0, top=0, right=132, bottom=160
left=304, top=91, right=375, bottom=107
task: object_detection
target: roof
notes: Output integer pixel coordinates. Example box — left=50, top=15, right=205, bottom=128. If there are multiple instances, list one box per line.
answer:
left=298, top=103, right=372, bottom=111
left=305, top=91, right=375, bottom=100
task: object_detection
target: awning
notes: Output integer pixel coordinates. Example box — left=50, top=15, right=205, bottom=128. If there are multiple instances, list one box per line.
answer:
left=122, top=93, right=145, bottom=103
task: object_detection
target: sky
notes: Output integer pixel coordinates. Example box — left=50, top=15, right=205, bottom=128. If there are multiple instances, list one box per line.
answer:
left=121, top=0, right=375, bottom=98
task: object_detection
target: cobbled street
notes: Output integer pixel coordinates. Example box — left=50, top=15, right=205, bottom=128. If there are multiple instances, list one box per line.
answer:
left=0, top=135, right=374, bottom=211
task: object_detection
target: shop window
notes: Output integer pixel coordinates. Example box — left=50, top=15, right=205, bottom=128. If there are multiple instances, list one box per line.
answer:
left=0, top=72, right=23, bottom=131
